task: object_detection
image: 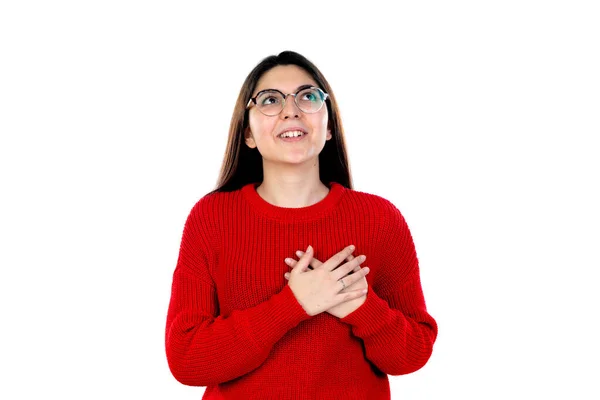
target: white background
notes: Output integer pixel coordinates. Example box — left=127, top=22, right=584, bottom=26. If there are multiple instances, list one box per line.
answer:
left=1, top=1, right=599, bottom=399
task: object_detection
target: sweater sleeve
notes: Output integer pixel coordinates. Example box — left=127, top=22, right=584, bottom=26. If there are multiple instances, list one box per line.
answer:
left=340, top=201, right=438, bottom=375
left=165, top=197, right=312, bottom=386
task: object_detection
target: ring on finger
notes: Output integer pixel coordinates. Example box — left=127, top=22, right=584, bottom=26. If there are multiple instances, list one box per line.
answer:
left=339, top=278, right=346, bottom=290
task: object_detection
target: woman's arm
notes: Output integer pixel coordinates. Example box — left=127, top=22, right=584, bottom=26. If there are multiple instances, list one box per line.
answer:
left=165, top=199, right=311, bottom=386
left=340, top=201, right=438, bottom=375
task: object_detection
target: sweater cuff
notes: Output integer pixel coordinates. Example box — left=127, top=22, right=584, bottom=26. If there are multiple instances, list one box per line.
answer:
left=340, top=286, right=394, bottom=337
left=242, top=285, right=312, bottom=350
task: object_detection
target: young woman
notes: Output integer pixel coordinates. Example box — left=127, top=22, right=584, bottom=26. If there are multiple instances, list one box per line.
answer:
left=165, top=50, right=438, bottom=399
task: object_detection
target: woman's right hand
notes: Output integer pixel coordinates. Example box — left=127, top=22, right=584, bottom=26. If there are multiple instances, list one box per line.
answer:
left=287, top=245, right=369, bottom=316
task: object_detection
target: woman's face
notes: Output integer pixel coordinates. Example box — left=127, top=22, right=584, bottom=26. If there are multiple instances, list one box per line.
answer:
left=245, top=65, right=332, bottom=165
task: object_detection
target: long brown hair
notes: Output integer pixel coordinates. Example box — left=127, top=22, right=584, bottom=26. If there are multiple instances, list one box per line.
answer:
left=208, top=50, right=353, bottom=194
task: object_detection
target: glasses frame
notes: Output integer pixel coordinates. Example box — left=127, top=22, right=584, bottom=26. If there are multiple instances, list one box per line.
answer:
left=246, top=86, right=329, bottom=116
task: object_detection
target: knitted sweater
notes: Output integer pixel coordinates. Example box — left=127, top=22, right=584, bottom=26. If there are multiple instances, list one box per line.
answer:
left=165, top=181, right=438, bottom=399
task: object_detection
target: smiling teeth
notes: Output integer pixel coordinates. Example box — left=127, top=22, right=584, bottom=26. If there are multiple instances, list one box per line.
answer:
left=279, top=130, right=305, bottom=138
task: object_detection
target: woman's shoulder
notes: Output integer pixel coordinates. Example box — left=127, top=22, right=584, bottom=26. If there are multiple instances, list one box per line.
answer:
left=343, top=187, right=413, bottom=244
left=187, top=188, right=237, bottom=216
left=342, top=185, right=401, bottom=214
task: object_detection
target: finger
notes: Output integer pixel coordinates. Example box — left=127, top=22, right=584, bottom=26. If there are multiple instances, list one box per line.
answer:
left=295, top=249, right=353, bottom=263
left=295, top=250, right=322, bottom=270
left=338, top=276, right=359, bottom=292
left=346, top=263, right=360, bottom=275
left=332, top=255, right=366, bottom=281
left=335, top=288, right=368, bottom=302
left=284, top=272, right=290, bottom=280
left=290, top=245, right=313, bottom=275
left=338, top=266, right=362, bottom=291
left=342, top=266, right=370, bottom=287
left=285, top=257, right=313, bottom=272
left=291, top=251, right=357, bottom=274
left=323, top=245, right=356, bottom=272
left=337, top=254, right=355, bottom=273
left=295, top=251, right=351, bottom=269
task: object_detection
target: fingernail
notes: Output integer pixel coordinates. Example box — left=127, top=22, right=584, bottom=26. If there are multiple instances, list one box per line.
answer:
left=349, top=245, right=355, bottom=251
left=363, top=267, right=370, bottom=274
left=285, top=258, right=293, bottom=264
left=296, top=250, right=304, bottom=257
left=306, top=245, right=312, bottom=253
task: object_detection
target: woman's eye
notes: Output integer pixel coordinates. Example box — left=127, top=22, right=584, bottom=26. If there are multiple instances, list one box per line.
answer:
left=261, top=96, right=280, bottom=105
left=302, top=92, right=317, bottom=101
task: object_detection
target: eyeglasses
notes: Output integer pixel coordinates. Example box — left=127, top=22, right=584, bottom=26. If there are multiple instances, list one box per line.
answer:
left=246, top=86, right=329, bottom=116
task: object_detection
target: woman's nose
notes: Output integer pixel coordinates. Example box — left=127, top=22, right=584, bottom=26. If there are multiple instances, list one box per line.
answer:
left=280, top=94, right=301, bottom=118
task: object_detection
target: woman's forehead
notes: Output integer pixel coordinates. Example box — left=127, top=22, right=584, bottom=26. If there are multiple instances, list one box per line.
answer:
left=255, top=65, right=317, bottom=93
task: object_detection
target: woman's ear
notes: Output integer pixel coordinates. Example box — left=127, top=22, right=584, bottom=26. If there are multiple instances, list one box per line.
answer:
left=245, top=127, right=257, bottom=148
left=326, top=129, right=332, bottom=141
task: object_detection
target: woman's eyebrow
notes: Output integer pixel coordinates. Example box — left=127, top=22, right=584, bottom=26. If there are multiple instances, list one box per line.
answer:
left=294, top=84, right=314, bottom=91
left=255, top=84, right=315, bottom=95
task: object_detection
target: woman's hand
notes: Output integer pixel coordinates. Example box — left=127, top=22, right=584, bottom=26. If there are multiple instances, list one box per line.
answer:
left=286, top=245, right=370, bottom=317
left=284, top=246, right=370, bottom=318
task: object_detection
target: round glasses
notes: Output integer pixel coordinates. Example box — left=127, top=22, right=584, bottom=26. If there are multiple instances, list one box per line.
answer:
left=246, top=86, right=329, bottom=116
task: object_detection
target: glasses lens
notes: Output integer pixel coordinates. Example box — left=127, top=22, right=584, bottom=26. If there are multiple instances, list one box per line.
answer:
left=256, top=90, right=284, bottom=116
left=296, top=88, right=325, bottom=113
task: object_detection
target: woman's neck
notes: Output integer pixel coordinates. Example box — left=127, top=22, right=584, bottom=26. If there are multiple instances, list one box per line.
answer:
left=255, top=179, right=330, bottom=208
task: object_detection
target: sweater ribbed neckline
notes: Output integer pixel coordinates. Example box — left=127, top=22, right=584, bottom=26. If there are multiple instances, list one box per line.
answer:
left=241, top=181, right=345, bottom=221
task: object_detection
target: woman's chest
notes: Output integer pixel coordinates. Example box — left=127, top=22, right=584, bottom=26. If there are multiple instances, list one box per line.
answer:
left=212, top=221, right=380, bottom=316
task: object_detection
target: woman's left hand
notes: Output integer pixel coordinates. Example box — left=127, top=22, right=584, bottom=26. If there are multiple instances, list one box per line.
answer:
left=284, top=250, right=368, bottom=319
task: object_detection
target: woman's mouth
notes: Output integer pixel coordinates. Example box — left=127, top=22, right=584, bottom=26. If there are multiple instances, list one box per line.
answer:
left=278, top=130, right=308, bottom=142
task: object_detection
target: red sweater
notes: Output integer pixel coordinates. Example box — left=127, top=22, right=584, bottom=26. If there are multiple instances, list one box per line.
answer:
left=165, top=181, right=437, bottom=399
